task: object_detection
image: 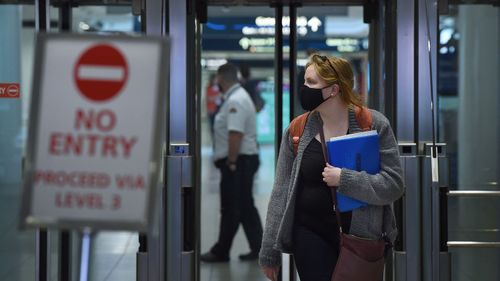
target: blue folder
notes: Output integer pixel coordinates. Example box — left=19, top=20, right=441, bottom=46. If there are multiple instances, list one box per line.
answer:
left=326, top=130, right=380, bottom=212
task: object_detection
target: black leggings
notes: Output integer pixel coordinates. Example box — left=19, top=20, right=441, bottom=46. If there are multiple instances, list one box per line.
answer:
left=293, top=225, right=339, bottom=281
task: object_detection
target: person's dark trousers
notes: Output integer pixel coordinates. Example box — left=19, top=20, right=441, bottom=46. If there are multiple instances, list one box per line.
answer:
left=292, top=224, right=339, bottom=281
left=211, top=154, right=263, bottom=258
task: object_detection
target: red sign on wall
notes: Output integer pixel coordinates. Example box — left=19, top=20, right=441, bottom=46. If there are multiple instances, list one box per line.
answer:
left=0, top=83, right=20, bottom=98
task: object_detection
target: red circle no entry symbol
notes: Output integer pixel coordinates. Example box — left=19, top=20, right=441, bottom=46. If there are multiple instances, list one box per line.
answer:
left=7, top=84, right=19, bottom=97
left=74, top=44, right=128, bottom=102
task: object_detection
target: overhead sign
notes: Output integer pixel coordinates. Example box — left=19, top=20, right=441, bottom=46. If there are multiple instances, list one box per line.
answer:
left=0, top=83, right=20, bottom=98
left=20, top=34, right=168, bottom=231
left=205, top=16, right=323, bottom=37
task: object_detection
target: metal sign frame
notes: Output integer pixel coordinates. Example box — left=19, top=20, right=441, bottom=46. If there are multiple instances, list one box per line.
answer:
left=19, top=33, right=169, bottom=232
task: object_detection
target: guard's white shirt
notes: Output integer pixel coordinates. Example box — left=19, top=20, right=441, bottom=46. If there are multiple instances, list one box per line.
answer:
left=213, top=84, right=258, bottom=161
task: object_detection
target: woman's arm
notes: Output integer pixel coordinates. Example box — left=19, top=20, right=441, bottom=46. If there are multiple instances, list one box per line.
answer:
left=337, top=113, right=405, bottom=205
left=259, top=129, right=294, bottom=267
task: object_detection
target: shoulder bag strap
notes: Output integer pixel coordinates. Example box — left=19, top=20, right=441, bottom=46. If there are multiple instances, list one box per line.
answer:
left=317, top=114, right=344, bottom=233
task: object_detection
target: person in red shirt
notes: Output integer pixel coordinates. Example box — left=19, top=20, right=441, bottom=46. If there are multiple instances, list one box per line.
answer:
left=206, top=74, right=221, bottom=139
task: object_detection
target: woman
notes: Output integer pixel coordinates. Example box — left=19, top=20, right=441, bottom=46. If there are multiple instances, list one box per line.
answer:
left=259, top=54, right=404, bottom=281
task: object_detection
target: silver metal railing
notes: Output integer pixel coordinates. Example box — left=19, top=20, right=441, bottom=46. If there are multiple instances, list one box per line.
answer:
left=447, top=186, right=500, bottom=249
left=447, top=191, right=500, bottom=197
left=447, top=242, right=500, bottom=248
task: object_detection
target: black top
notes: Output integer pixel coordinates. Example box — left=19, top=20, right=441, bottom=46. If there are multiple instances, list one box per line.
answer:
left=295, top=138, right=352, bottom=248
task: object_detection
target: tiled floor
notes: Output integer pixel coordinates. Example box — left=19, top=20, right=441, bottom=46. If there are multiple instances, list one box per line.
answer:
left=0, top=183, right=39, bottom=281
left=0, top=118, right=275, bottom=281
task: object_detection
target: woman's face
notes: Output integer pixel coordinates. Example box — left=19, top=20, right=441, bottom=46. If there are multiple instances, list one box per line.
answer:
left=304, top=65, right=335, bottom=100
left=304, top=65, right=327, bottom=89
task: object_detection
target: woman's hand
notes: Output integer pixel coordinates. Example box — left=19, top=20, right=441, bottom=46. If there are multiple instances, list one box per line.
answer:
left=322, top=163, right=342, bottom=187
left=261, top=266, right=280, bottom=281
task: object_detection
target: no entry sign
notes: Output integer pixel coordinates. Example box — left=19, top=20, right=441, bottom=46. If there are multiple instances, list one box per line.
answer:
left=74, top=44, right=128, bottom=102
left=0, top=83, right=20, bottom=98
left=20, top=34, right=169, bottom=231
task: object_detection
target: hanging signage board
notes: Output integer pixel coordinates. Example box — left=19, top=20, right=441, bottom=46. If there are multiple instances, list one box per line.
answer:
left=20, top=33, right=169, bottom=231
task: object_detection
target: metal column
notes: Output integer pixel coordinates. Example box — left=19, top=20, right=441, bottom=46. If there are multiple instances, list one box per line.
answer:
left=395, top=0, right=415, bottom=143
left=393, top=0, right=451, bottom=280
left=383, top=0, right=398, bottom=127
left=422, top=143, right=451, bottom=281
left=273, top=2, right=284, bottom=150
left=417, top=0, right=448, bottom=280
left=272, top=3, right=288, bottom=280
left=288, top=3, right=300, bottom=280
left=367, top=0, right=384, bottom=112
left=138, top=0, right=200, bottom=280
left=138, top=0, right=167, bottom=280
left=289, top=2, right=299, bottom=120
left=393, top=0, right=419, bottom=278
left=394, top=143, right=419, bottom=281
left=166, top=144, right=193, bottom=281
left=35, top=0, right=51, bottom=280
left=59, top=231, right=71, bottom=281
left=58, top=4, right=72, bottom=280
left=36, top=229, right=50, bottom=281
left=166, top=0, right=196, bottom=280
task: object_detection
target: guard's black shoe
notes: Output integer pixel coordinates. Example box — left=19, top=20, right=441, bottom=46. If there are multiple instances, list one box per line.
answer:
left=238, top=251, right=259, bottom=261
left=200, top=251, right=229, bottom=263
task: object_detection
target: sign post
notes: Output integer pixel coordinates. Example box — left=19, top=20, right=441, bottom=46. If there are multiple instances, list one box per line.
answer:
left=19, top=34, right=169, bottom=271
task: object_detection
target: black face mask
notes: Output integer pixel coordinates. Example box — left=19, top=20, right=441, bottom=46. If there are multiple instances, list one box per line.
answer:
left=299, top=85, right=331, bottom=111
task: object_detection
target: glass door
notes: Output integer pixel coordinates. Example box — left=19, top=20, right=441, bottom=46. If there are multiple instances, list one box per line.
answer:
left=200, top=3, right=372, bottom=281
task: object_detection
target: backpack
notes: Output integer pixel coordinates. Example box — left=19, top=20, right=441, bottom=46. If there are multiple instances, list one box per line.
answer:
left=289, top=106, right=373, bottom=155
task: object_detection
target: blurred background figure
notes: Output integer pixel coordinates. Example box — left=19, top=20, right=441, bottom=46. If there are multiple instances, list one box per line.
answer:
left=206, top=73, right=222, bottom=142
left=239, top=64, right=265, bottom=113
left=200, top=63, right=263, bottom=263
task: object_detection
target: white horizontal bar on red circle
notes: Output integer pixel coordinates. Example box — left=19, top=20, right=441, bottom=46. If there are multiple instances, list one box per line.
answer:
left=78, top=65, right=125, bottom=81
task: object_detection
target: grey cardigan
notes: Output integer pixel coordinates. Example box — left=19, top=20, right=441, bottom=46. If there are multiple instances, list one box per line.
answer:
left=259, top=109, right=405, bottom=267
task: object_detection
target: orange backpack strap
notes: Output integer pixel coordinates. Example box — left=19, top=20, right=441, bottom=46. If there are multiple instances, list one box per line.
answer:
left=289, top=108, right=371, bottom=155
left=354, top=106, right=373, bottom=131
left=289, top=112, right=310, bottom=155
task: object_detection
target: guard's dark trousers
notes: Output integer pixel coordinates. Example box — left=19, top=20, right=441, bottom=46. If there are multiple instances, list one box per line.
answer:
left=211, top=154, right=262, bottom=258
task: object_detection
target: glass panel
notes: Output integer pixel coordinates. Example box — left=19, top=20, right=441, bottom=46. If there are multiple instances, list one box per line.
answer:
left=438, top=5, right=500, bottom=281
left=73, top=6, right=139, bottom=33
left=0, top=5, right=38, bottom=281
left=200, top=5, right=369, bottom=281
left=449, top=248, right=500, bottom=279
left=1, top=6, right=140, bottom=281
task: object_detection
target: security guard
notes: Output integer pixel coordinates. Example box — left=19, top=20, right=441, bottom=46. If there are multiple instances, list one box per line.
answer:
left=201, top=63, right=262, bottom=262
